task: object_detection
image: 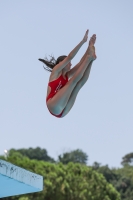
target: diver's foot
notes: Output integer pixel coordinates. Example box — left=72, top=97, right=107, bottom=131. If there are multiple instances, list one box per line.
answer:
left=89, top=34, right=96, bottom=47
left=88, top=34, right=97, bottom=60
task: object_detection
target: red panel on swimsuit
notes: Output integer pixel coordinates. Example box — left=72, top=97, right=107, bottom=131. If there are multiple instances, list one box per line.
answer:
left=46, top=74, right=68, bottom=118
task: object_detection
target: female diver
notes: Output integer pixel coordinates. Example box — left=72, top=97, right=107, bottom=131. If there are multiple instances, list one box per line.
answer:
left=39, top=30, right=97, bottom=118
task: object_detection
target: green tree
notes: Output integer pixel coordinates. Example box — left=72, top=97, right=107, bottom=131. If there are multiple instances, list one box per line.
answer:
left=92, top=162, right=101, bottom=170
left=93, top=163, right=133, bottom=200
left=96, top=165, right=117, bottom=183
left=113, top=165, right=133, bottom=200
left=58, top=149, right=88, bottom=165
left=121, top=153, right=133, bottom=166
left=1, top=153, right=121, bottom=200
left=9, top=147, right=55, bottom=163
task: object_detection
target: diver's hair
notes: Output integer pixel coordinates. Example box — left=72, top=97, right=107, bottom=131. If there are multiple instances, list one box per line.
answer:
left=38, top=55, right=67, bottom=72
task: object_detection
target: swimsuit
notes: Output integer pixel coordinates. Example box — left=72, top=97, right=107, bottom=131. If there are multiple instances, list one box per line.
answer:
left=46, top=74, right=68, bottom=118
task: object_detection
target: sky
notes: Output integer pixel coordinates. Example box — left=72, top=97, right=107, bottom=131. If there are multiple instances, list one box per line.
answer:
left=0, top=0, right=133, bottom=169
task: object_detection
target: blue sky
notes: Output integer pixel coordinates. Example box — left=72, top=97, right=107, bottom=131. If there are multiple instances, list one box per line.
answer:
left=0, top=0, right=133, bottom=168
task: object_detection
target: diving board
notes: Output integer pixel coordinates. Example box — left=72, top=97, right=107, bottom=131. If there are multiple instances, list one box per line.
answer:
left=0, top=159, right=43, bottom=198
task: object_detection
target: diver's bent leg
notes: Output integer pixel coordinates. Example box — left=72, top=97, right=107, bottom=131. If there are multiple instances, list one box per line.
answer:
left=61, top=61, right=93, bottom=117
left=47, top=56, right=93, bottom=115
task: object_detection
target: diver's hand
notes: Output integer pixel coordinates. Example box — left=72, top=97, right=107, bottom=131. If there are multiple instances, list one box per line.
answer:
left=82, top=30, right=89, bottom=43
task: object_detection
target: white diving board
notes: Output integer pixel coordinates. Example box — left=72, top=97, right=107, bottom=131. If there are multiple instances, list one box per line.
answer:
left=0, top=159, right=43, bottom=198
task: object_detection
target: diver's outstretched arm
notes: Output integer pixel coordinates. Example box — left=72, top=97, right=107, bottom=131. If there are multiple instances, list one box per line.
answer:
left=66, top=34, right=96, bottom=78
left=53, top=30, right=89, bottom=73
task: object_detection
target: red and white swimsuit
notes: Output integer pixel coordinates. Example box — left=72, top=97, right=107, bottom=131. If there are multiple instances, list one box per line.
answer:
left=46, top=74, right=68, bottom=118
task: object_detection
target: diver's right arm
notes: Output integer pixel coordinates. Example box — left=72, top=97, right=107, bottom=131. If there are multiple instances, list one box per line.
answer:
left=53, top=30, right=89, bottom=73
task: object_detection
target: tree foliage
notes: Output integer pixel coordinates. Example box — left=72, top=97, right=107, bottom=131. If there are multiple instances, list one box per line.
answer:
left=92, top=162, right=101, bottom=170
left=9, top=147, right=55, bottom=163
left=1, top=153, right=120, bottom=200
left=95, top=164, right=117, bottom=183
left=58, top=149, right=88, bottom=165
left=93, top=163, right=133, bottom=200
left=113, top=165, right=133, bottom=200
left=2, top=148, right=133, bottom=199
left=121, top=153, right=133, bottom=166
